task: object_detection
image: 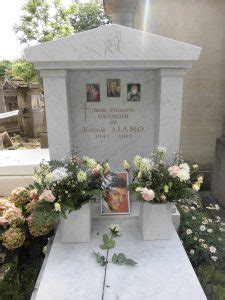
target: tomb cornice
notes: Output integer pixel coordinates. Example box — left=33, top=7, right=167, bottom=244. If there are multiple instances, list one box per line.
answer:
left=34, top=61, right=193, bottom=71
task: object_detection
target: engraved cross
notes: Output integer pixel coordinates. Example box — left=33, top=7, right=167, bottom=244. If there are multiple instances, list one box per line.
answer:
left=80, top=103, right=92, bottom=122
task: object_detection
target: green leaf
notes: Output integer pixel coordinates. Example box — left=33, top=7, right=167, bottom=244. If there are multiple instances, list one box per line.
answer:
left=100, top=244, right=108, bottom=250
left=125, top=259, right=138, bottom=266
left=111, top=253, right=137, bottom=266
left=117, top=253, right=126, bottom=265
left=103, top=234, right=110, bottom=244
left=107, top=239, right=115, bottom=249
left=93, top=251, right=107, bottom=266
left=112, top=253, right=118, bottom=263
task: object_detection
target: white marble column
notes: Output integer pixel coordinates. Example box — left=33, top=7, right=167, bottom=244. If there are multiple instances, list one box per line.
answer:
left=154, top=69, right=187, bottom=158
left=40, top=70, right=71, bottom=160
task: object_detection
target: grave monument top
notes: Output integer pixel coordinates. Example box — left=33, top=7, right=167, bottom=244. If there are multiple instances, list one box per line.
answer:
left=25, top=24, right=201, bottom=169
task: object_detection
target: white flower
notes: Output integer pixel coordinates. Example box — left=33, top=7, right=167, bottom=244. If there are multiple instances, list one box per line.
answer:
left=190, top=206, right=196, bottom=210
left=77, top=170, right=87, bottom=182
left=193, top=237, right=197, bottom=241
left=211, top=256, right=218, bottom=261
left=177, top=169, right=190, bottom=182
left=186, top=229, right=192, bottom=235
left=219, top=228, right=225, bottom=232
left=139, top=158, right=154, bottom=173
left=179, top=163, right=190, bottom=172
left=201, top=243, right=208, bottom=249
left=215, top=205, right=220, bottom=211
left=51, top=167, right=68, bottom=182
left=199, top=239, right=205, bottom=243
left=156, top=146, right=167, bottom=154
left=192, top=216, right=197, bottom=220
left=87, top=158, right=98, bottom=169
left=109, top=224, right=120, bottom=236
left=207, top=229, right=213, bottom=233
left=135, top=187, right=143, bottom=192
left=54, top=202, right=61, bottom=212
left=209, top=246, right=216, bottom=253
left=193, top=164, right=199, bottom=169
left=200, top=225, right=206, bottom=231
left=190, top=249, right=195, bottom=255
left=133, top=155, right=142, bottom=168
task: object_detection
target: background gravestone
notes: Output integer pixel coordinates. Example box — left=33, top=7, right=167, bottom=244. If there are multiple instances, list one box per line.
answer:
left=25, top=24, right=201, bottom=170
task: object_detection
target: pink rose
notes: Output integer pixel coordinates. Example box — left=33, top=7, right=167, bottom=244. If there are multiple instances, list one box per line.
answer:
left=39, top=190, right=55, bottom=202
left=92, top=167, right=100, bottom=176
left=168, top=165, right=180, bottom=177
left=141, top=188, right=155, bottom=201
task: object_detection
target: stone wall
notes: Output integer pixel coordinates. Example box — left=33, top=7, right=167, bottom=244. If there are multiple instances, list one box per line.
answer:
left=133, top=0, right=225, bottom=186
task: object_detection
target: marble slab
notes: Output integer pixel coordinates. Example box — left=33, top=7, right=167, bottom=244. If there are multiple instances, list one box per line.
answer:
left=0, top=149, right=49, bottom=175
left=33, top=209, right=206, bottom=300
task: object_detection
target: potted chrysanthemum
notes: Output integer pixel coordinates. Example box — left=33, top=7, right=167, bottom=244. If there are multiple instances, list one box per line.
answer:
left=123, top=146, right=203, bottom=240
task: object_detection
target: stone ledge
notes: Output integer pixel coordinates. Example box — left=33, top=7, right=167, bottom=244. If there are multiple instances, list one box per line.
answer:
left=32, top=217, right=206, bottom=300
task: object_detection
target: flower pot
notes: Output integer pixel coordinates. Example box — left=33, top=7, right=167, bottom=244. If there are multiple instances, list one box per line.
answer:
left=139, top=202, right=174, bottom=240
left=59, top=202, right=91, bottom=243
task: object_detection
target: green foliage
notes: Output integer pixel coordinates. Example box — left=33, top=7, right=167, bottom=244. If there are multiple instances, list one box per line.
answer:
left=31, top=200, right=60, bottom=232
left=112, top=253, right=137, bottom=266
left=178, top=198, right=224, bottom=267
left=14, top=0, right=110, bottom=44
left=0, top=257, right=43, bottom=300
left=0, top=60, right=38, bottom=83
left=93, top=251, right=107, bottom=266
left=8, top=61, right=38, bottom=83
left=70, top=2, right=110, bottom=33
left=100, top=234, right=115, bottom=250
left=0, top=61, right=12, bottom=78
left=94, top=225, right=137, bottom=268
left=197, top=265, right=225, bottom=300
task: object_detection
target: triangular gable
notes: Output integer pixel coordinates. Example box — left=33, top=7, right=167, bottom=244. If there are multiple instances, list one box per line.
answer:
left=24, top=24, right=201, bottom=62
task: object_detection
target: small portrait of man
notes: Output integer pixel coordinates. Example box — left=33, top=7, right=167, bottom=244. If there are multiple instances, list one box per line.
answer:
left=86, top=84, right=100, bottom=102
left=127, top=84, right=141, bottom=101
left=101, top=172, right=130, bottom=215
left=107, top=79, right=120, bottom=97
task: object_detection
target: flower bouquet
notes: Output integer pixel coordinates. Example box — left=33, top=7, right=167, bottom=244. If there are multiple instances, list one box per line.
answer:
left=123, top=146, right=203, bottom=240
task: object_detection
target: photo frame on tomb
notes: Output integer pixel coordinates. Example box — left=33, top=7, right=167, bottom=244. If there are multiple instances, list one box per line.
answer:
left=86, top=84, right=100, bottom=102
left=101, top=172, right=130, bottom=215
left=107, top=79, right=120, bottom=97
left=127, top=84, right=141, bottom=101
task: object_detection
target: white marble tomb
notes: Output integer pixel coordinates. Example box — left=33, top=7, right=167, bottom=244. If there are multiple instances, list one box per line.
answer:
left=24, top=24, right=201, bottom=170
left=25, top=24, right=205, bottom=300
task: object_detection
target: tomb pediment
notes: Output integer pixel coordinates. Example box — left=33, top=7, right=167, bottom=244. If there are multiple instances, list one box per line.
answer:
left=24, top=24, right=201, bottom=68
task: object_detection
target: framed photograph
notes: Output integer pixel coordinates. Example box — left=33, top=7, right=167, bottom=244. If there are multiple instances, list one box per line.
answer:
left=101, top=172, right=130, bottom=215
left=86, top=84, right=100, bottom=102
left=127, top=83, right=141, bottom=101
left=107, top=79, right=120, bottom=97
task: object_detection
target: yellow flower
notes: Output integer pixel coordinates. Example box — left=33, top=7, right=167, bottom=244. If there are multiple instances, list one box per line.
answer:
left=77, top=170, right=87, bottom=182
left=104, top=162, right=110, bottom=172
left=133, top=155, right=142, bottom=168
left=193, top=164, right=199, bottom=169
left=164, top=185, right=169, bottom=193
left=122, top=160, right=130, bottom=170
left=197, top=176, right=204, bottom=184
left=54, top=202, right=61, bottom=212
left=192, top=183, right=200, bottom=191
left=137, top=171, right=142, bottom=179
